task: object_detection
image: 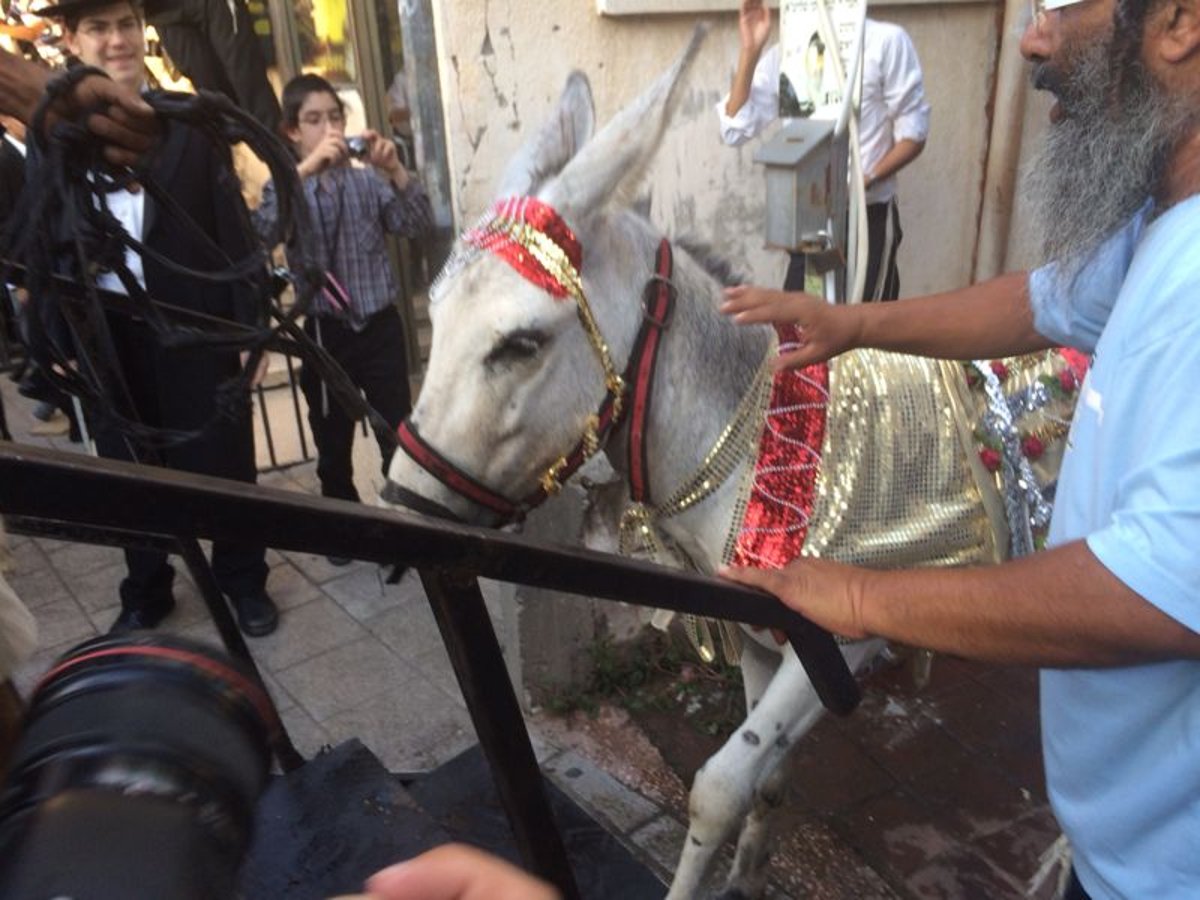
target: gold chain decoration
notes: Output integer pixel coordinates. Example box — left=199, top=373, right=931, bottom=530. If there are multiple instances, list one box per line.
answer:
left=619, top=353, right=774, bottom=664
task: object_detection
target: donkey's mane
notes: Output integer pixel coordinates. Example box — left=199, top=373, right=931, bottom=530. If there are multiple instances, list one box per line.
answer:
left=672, top=237, right=747, bottom=289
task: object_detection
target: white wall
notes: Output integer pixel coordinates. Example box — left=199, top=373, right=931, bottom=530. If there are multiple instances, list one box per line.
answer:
left=424, top=0, right=1036, bottom=296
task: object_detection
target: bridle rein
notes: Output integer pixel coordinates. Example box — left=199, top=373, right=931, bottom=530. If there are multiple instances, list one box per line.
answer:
left=393, top=197, right=675, bottom=524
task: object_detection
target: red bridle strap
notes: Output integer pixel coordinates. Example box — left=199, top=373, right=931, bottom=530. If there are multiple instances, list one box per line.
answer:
left=396, top=420, right=522, bottom=519
left=627, top=240, right=675, bottom=504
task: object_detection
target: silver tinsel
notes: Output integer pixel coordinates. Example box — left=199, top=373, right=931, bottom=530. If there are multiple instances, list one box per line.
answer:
left=971, top=361, right=1055, bottom=557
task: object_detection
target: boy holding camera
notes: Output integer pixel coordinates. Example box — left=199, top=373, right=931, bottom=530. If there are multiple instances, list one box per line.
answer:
left=256, top=75, right=432, bottom=549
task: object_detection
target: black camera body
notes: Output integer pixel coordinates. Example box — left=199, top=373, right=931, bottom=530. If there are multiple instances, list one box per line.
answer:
left=0, top=635, right=277, bottom=900
left=346, top=135, right=370, bottom=160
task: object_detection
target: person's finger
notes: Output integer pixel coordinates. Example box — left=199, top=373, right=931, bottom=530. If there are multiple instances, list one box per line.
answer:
left=718, top=563, right=783, bottom=595
left=365, top=845, right=559, bottom=900
left=772, top=346, right=819, bottom=371
left=86, top=112, right=155, bottom=167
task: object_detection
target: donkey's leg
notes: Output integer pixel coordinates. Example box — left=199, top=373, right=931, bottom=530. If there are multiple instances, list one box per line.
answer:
left=718, top=637, right=885, bottom=900
left=666, top=647, right=820, bottom=900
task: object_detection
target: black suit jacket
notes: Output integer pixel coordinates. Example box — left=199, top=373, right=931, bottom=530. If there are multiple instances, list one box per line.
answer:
left=97, top=114, right=266, bottom=476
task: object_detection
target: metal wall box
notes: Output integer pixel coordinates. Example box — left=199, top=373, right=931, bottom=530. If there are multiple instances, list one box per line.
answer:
left=753, top=118, right=848, bottom=255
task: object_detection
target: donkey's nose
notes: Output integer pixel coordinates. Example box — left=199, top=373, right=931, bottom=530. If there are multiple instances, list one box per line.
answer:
left=379, top=481, right=467, bottom=523
left=379, top=479, right=406, bottom=506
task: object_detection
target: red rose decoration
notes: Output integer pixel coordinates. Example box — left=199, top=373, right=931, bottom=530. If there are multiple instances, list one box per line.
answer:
left=990, top=361, right=1009, bottom=380
left=1022, top=435, right=1045, bottom=460
left=1058, top=369, right=1077, bottom=393
left=979, top=448, right=1002, bottom=472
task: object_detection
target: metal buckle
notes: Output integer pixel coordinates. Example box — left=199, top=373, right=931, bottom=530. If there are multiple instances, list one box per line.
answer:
left=641, top=274, right=675, bottom=329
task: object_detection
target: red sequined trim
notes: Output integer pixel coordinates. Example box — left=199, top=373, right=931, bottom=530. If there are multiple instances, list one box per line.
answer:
left=731, top=324, right=829, bottom=570
left=464, top=197, right=581, bottom=300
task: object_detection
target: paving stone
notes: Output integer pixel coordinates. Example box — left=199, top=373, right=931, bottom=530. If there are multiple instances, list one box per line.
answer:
left=7, top=537, right=50, bottom=575
left=282, top=550, right=376, bottom=585
left=251, top=596, right=368, bottom=672
left=545, top=748, right=661, bottom=833
left=322, top=678, right=476, bottom=774
left=263, top=559, right=324, bottom=611
left=275, top=704, right=334, bottom=763
left=45, top=541, right=125, bottom=576
left=765, top=817, right=902, bottom=900
left=275, top=636, right=420, bottom=723
left=66, top=561, right=128, bottom=613
left=905, top=843, right=1028, bottom=900
left=411, top=644, right=466, bottom=706
left=626, top=814, right=697, bottom=884
left=6, top=565, right=73, bottom=610
left=786, top=720, right=897, bottom=814
left=322, top=564, right=405, bottom=621
left=26, top=593, right=96, bottom=651
left=365, top=594, right=443, bottom=661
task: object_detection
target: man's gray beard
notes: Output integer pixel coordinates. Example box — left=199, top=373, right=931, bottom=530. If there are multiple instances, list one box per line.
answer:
left=1025, top=37, right=1191, bottom=276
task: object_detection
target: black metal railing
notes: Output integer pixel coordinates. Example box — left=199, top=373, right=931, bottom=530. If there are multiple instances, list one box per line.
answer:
left=0, top=441, right=858, bottom=899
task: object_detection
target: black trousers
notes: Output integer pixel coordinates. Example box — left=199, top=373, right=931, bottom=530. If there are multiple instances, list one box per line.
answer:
left=300, top=306, right=412, bottom=503
left=91, top=319, right=267, bottom=609
left=1063, top=868, right=1092, bottom=900
left=784, top=199, right=903, bottom=300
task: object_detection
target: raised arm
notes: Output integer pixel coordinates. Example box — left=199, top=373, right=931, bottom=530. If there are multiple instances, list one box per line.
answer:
left=725, top=0, right=772, bottom=117
left=721, top=271, right=1051, bottom=369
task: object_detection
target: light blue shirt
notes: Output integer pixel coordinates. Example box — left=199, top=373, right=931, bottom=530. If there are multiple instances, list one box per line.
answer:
left=1029, top=197, right=1200, bottom=900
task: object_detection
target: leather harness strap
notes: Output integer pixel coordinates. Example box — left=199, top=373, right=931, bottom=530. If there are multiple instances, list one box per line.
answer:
left=627, top=240, right=675, bottom=506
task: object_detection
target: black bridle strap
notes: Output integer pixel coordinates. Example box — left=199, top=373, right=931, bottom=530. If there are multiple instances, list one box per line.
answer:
left=627, top=240, right=674, bottom=505
left=395, top=238, right=676, bottom=523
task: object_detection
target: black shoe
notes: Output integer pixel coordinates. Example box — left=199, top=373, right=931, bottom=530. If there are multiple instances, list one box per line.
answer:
left=326, top=555, right=352, bottom=567
left=109, top=596, right=176, bottom=633
left=17, top=370, right=57, bottom=405
left=231, top=591, right=279, bottom=637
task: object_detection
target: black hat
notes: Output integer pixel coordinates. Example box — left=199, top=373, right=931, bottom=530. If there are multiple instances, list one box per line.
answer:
left=32, top=0, right=139, bottom=20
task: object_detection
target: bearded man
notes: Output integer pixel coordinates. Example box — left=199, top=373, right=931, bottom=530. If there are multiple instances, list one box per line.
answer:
left=718, top=0, right=1200, bottom=897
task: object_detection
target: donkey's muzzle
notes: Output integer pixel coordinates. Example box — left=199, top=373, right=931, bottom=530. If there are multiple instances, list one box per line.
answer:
left=380, top=480, right=466, bottom=523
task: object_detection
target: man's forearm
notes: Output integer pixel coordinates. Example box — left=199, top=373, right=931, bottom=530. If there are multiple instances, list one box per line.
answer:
left=851, top=271, right=1053, bottom=359
left=724, top=49, right=760, bottom=117
left=858, top=541, right=1200, bottom=667
left=865, top=138, right=924, bottom=188
left=0, top=50, right=49, bottom=123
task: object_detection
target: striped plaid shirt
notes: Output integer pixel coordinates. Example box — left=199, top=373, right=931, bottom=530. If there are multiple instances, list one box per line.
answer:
left=255, top=165, right=433, bottom=328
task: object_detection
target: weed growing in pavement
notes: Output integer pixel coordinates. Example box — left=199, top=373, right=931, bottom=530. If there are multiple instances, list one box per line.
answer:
left=545, top=628, right=745, bottom=736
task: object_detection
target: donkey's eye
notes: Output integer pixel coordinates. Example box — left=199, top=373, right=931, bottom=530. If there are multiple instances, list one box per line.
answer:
left=485, top=329, right=548, bottom=366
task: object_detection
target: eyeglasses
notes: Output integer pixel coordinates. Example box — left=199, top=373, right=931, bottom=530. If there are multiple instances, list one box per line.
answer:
left=298, top=109, right=345, bottom=127
left=1029, top=0, right=1091, bottom=31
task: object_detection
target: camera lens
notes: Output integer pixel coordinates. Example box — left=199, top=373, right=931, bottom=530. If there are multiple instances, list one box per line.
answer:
left=0, top=634, right=278, bottom=900
left=346, top=136, right=369, bottom=159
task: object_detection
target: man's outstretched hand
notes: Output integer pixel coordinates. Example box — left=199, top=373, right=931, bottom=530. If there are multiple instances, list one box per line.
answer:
left=720, top=285, right=862, bottom=371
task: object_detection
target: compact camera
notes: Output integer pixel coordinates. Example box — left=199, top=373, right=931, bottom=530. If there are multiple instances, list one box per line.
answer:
left=345, top=135, right=370, bottom=160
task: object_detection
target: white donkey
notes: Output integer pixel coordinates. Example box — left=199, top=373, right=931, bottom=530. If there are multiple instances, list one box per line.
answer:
left=382, top=31, right=1079, bottom=899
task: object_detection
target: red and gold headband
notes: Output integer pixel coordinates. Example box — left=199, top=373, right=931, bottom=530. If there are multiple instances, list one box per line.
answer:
left=463, top=197, right=583, bottom=301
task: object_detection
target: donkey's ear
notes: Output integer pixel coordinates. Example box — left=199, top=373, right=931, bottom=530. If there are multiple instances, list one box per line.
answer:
left=494, top=71, right=596, bottom=199
left=542, top=24, right=707, bottom=222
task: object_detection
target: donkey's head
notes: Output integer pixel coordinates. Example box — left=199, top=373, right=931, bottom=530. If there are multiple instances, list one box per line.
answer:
left=383, top=30, right=706, bottom=525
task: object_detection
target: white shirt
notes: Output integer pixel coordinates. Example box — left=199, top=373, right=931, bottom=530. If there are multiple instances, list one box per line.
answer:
left=717, top=20, right=931, bottom=205
left=94, top=183, right=146, bottom=295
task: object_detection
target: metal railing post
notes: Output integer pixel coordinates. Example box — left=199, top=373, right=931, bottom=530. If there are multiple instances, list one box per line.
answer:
left=420, top=568, right=581, bottom=900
